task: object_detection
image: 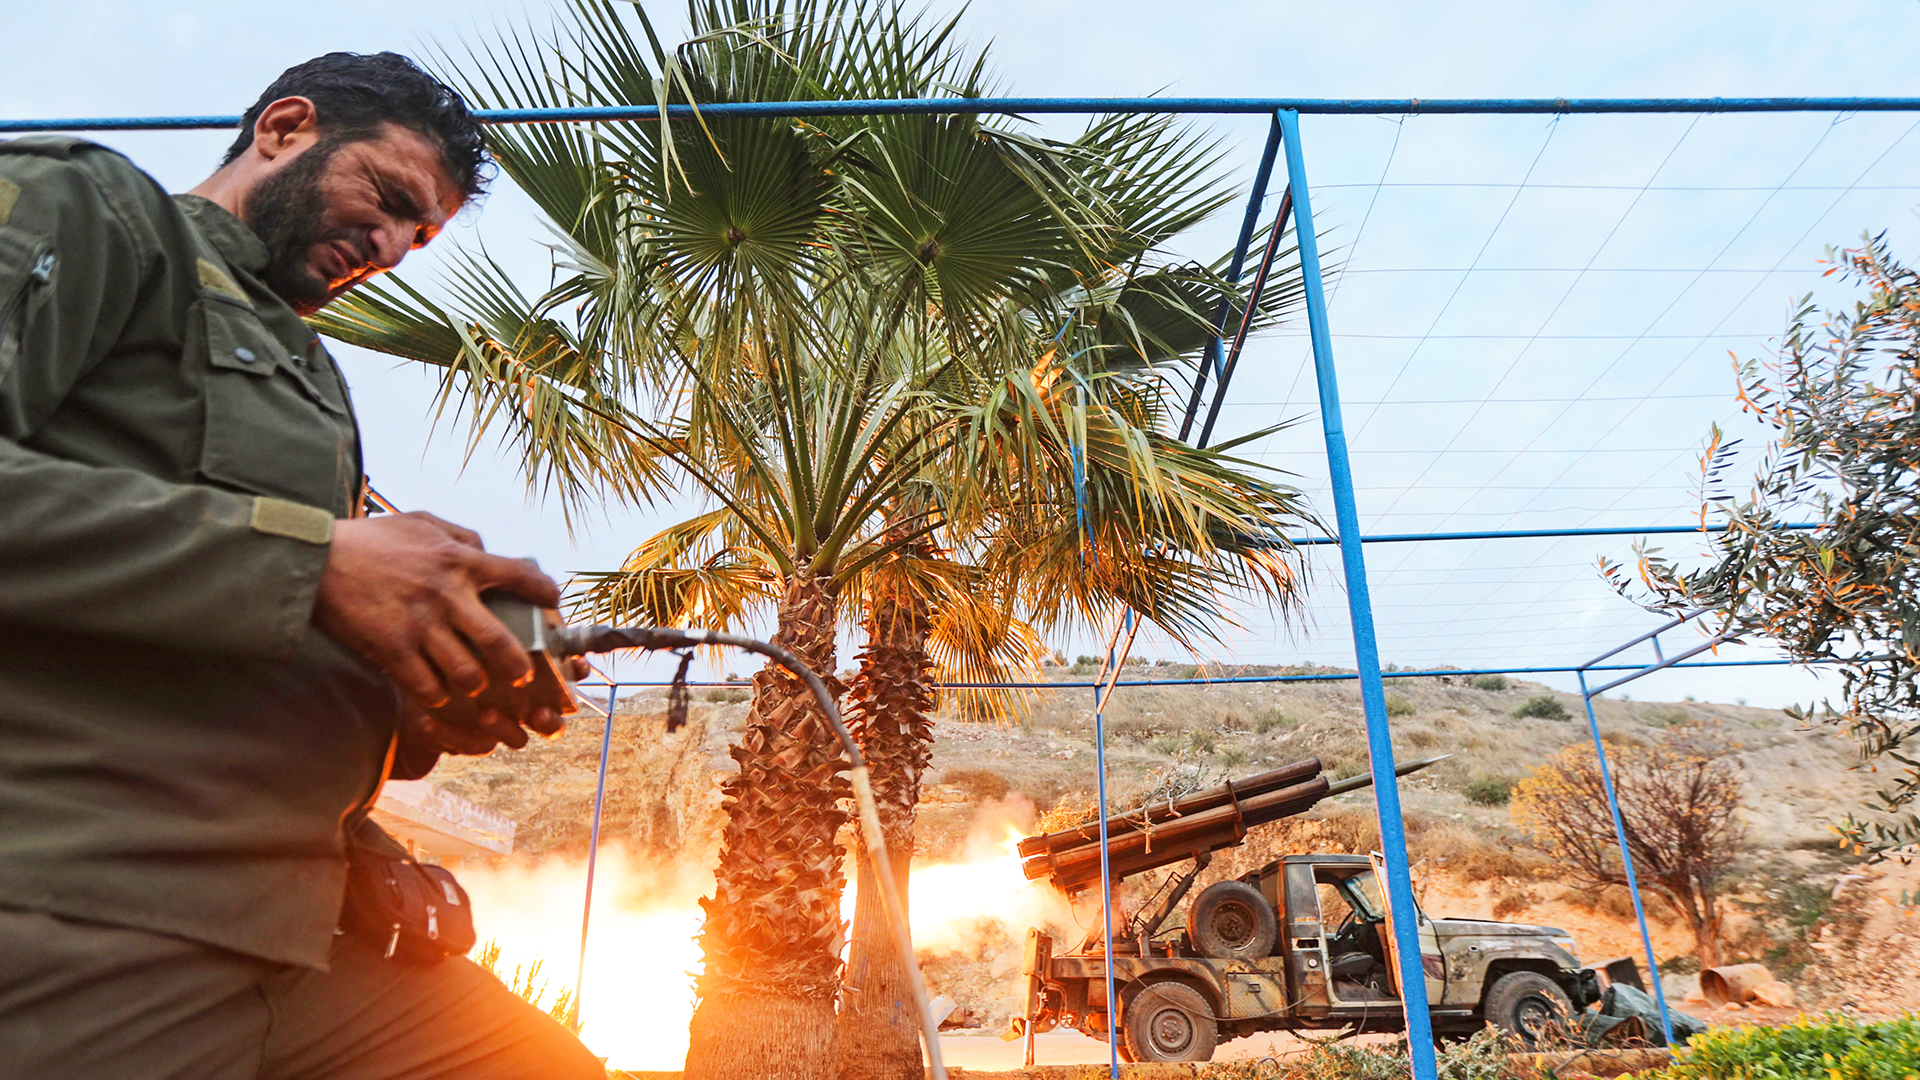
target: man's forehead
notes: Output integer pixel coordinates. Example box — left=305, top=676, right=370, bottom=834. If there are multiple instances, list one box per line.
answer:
left=353, top=122, right=466, bottom=219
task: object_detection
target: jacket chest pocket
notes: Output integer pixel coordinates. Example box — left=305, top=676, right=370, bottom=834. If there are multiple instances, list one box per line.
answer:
left=196, top=298, right=353, bottom=511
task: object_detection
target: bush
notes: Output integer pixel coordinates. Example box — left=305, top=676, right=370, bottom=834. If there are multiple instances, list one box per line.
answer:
left=1647, top=706, right=1689, bottom=727
left=1638, top=1014, right=1920, bottom=1079
left=940, top=768, right=1011, bottom=803
left=705, top=687, right=750, bottom=704
left=1512, top=694, right=1570, bottom=721
left=1463, top=775, right=1513, bottom=806
left=1220, top=746, right=1250, bottom=768
left=1470, top=673, right=1509, bottom=692
left=1253, top=708, right=1293, bottom=734
left=1490, top=887, right=1535, bottom=918
left=1384, top=692, right=1416, bottom=717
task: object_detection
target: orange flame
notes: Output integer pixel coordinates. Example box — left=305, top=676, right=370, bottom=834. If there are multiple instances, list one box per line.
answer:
left=460, top=826, right=1064, bottom=1070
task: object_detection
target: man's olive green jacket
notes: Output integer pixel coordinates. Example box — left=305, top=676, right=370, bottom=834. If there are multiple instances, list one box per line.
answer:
left=0, top=136, right=398, bottom=969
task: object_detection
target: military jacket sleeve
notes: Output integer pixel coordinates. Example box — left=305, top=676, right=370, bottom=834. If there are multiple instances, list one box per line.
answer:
left=0, top=139, right=332, bottom=660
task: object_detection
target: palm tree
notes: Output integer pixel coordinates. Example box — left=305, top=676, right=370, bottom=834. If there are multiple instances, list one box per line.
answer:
left=315, top=3, right=1314, bottom=1077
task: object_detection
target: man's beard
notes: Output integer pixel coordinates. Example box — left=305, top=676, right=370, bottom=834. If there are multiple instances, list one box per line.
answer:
left=242, top=138, right=341, bottom=316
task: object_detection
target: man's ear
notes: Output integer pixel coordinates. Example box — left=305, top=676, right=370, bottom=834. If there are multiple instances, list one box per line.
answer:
left=250, top=97, right=322, bottom=162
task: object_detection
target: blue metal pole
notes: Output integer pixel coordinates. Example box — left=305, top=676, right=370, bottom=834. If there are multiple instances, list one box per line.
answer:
left=1277, top=521, right=1821, bottom=547
left=1093, top=611, right=1130, bottom=1078
left=1181, top=116, right=1282, bottom=442
left=580, top=655, right=1837, bottom=692
left=1279, top=108, right=1439, bottom=1077
left=10, top=97, right=1920, bottom=133
left=575, top=681, right=621, bottom=1022
left=1575, top=670, right=1676, bottom=1047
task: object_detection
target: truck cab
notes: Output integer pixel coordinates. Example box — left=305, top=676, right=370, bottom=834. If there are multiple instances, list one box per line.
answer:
left=1021, top=854, right=1597, bottom=1062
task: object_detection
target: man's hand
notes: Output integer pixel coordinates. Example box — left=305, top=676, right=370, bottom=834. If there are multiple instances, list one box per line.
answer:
left=314, top=512, right=560, bottom=710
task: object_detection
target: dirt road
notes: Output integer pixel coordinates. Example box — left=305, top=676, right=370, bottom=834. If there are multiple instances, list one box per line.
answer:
left=937, top=1028, right=1319, bottom=1070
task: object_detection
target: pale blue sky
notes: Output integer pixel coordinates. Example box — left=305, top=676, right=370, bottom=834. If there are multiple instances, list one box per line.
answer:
left=10, top=0, right=1920, bottom=706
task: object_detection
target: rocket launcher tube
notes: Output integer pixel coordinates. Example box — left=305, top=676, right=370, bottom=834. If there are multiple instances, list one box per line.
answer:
left=1014, top=757, right=1324, bottom=858
left=1020, top=755, right=1449, bottom=892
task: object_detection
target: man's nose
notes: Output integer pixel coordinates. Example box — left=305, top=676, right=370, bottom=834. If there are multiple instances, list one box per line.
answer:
left=370, top=222, right=413, bottom=270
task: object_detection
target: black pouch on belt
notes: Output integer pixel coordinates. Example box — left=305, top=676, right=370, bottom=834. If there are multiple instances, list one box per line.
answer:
left=339, top=817, right=477, bottom=965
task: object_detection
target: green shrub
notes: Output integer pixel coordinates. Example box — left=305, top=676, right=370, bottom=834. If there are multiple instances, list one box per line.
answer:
left=1384, top=692, right=1416, bottom=717
left=1470, top=673, right=1509, bottom=692
left=1253, top=708, right=1293, bottom=734
left=1512, top=695, right=1570, bottom=721
left=1646, top=706, right=1689, bottom=727
left=1186, top=731, right=1216, bottom=755
left=1639, top=1014, right=1920, bottom=1079
left=1147, top=736, right=1183, bottom=756
left=1220, top=746, right=1250, bottom=768
left=705, top=687, right=750, bottom=704
left=1463, top=775, right=1513, bottom=806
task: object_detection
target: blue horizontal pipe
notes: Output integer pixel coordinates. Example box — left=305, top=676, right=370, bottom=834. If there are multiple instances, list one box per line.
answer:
left=1579, top=608, right=1707, bottom=669
left=1584, top=635, right=1731, bottom=696
left=7, top=97, right=1920, bottom=133
left=1284, top=521, right=1819, bottom=546
left=575, top=655, right=1828, bottom=693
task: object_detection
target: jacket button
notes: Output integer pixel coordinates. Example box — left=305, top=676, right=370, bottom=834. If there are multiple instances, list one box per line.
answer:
left=233, top=347, right=257, bottom=364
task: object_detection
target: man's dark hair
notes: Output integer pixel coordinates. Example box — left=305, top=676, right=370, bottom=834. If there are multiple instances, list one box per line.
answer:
left=224, top=52, right=492, bottom=201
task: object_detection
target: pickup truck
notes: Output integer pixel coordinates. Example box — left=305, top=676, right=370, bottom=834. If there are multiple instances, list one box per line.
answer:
left=1015, top=758, right=1603, bottom=1063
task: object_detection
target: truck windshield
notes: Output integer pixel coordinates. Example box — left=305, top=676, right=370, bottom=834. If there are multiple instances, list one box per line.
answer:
left=1342, top=871, right=1386, bottom=921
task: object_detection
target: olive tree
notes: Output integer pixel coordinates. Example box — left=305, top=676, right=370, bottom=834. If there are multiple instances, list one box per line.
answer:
left=1611, top=233, right=1920, bottom=856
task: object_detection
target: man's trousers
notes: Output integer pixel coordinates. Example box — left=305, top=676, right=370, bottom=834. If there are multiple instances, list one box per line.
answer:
left=0, top=907, right=607, bottom=1080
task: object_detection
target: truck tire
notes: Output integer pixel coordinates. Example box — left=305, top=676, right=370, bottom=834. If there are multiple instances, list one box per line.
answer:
left=1121, top=981, right=1217, bottom=1063
left=1187, top=881, right=1278, bottom=960
left=1485, top=970, right=1574, bottom=1048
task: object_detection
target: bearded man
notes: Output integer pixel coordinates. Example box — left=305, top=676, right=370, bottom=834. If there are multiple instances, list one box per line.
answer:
left=0, top=53, right=604, bottom=1079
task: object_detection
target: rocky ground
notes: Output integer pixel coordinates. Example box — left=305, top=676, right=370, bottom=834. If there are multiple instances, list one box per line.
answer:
left=428, top=661, right=1920, bottom=1031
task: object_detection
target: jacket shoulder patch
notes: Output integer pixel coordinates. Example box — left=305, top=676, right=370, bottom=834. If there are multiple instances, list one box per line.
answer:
left=0, top=178, right=18, bottom=226
left=197, top=258, right=250, bottom=305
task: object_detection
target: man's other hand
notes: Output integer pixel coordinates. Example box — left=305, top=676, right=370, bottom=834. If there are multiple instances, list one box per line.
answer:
left=313, top=512, right=559, bottom=711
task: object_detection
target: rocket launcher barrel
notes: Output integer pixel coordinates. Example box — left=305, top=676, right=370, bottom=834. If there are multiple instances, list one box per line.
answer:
left=1020, top=755, right=1448, bottom=892
left=1015, top=757, right=1324, bottom=859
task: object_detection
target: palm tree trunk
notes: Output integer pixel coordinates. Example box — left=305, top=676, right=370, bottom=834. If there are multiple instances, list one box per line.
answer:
left=685, top=573, right=850, bottom=1080
left=836, top=582, right=935, bottom=1080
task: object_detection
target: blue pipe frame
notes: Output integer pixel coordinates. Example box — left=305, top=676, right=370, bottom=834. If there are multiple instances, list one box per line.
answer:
left=62, top=94, right=1901, bottom=1080
left=576, top=682, right=621, bottom=1024
left=1279, top=107, right=1440, bottom=1070
left=1571, top=612, right=1735, bottom=1050
left=8, top=96, right=1920, bottom=133
left=577, top=655, right=1831, bottom=692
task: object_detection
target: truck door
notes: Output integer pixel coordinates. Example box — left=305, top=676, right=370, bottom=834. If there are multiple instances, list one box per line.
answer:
left=1278, top=862, right=1332, bottom=1017
left=1365, top=854, right=1445, bottom=1004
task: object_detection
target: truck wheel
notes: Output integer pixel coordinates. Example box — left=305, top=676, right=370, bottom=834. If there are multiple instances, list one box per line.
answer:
left=1121, top=982, right=1217, bottom=1063
left=1187, top=881, right=1278, bottom=959
left=1485, top=971, right=1574, bottom=1048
